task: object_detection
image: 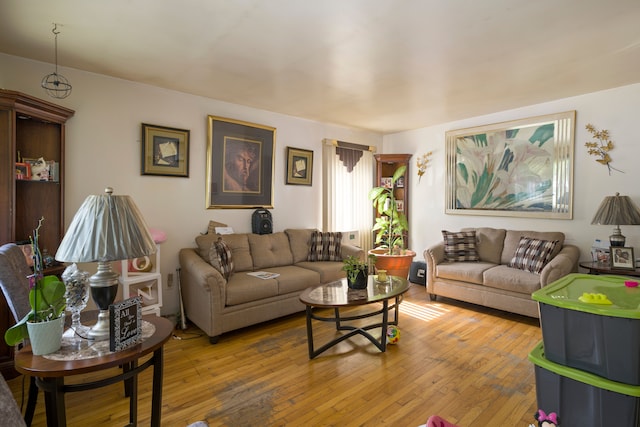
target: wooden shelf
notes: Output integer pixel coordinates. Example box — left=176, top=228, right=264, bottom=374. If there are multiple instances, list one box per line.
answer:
left=374, top=154, right=412, bottom=249
left=0, top=90, right=74, bottom=378
left=117, top=244, right=163, bottom=316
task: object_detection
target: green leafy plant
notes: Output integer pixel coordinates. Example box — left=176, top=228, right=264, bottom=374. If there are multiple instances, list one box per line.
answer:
left=368, top=165, right=409, bottom=255
left=341, top=255, right=368, bottom=283
left=4, top=218, right=66, bottom=346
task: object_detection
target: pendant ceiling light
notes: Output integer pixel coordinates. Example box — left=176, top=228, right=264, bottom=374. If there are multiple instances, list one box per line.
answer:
left=41, top=23, right=72, bottom=99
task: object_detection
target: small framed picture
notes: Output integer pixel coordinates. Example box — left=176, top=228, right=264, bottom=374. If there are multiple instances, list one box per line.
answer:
left=381, top=177, right=393, bottom=189
left=611, top=247, right=635, bottom=270
left=396, top=175, right=405, bottom=188
left=396, top=200, right=404, bottom=212
left=285, top=147, right=313, bottom=186
left=591, top=247, right=609, bottom=264
left=141, top=123, right=190, bottom=177
left=15, top=162, right=31, bottom=180
left=17, top=243, right=34, bottom=267
left=109, top=296, right=143, bottom=352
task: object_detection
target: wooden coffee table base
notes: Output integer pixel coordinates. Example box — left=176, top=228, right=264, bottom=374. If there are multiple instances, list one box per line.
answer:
left=304, top=296, right=402, bottom=359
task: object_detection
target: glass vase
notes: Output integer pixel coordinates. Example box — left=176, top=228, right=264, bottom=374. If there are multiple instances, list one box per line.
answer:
left=62, top=265, right=90, bottom=339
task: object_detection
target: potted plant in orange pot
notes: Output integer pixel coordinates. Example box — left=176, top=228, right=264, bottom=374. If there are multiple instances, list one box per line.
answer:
left=368, top=165, right=415, bottom=279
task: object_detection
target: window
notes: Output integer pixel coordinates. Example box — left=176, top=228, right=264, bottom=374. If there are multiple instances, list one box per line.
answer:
left=322, top=140, right=374, bottom=251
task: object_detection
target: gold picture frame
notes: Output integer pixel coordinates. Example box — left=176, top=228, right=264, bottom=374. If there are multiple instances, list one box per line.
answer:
left=206, top=116, right=275, bottom=209
left=141, top=123, right=190, bottom=177
left=285, top=147, right=313, bottom=186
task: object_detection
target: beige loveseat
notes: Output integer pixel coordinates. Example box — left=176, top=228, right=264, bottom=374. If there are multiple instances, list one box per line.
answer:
left=424, top=227, right=580, bottom=318
left=179, top=228, right=364, bottom=343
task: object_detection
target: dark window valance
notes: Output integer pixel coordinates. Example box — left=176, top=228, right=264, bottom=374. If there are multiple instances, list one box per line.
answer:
left=336, top=146, right=363, bottom=172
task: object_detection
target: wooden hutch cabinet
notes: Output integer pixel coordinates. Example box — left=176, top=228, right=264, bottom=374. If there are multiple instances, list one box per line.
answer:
left=0, top=89, right=74, bottom=377
left=374, top=153, right=412, bottom=249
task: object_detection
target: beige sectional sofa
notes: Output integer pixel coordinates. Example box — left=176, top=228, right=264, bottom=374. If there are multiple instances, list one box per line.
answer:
left=179, top=228, right=364, bottom=343
left=424, top=227, right=580, bottom=318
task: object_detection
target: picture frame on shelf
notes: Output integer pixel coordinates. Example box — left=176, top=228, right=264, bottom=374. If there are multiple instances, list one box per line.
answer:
left=141, top=123, right=190, bottom=177
left=396, top=175, right=405, bottom=188
left=445, top=111, right=575, bottom=219
left=396, top=200, right=405, bottom=212
left=611, top=247, right=635, bottom=270
left=381, top=177, right=393, bottom=189
left=16, top=242, right=34, bottom=267
left=591, top=246, right=610, bottom=264
left=15, top=162, right=31, bottom=180
left=206, top=115, right=275, bottom=208
left=285, top=147, right=313, bottom=186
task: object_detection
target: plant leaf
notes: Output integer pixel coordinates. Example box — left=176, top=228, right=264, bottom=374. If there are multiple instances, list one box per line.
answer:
left=392, top=165, right=407, bottom=184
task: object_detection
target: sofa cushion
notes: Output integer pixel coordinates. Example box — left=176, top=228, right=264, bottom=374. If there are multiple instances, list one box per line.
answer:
left=436, top=262, right=496, bottom=285
left=195, top=233, right=219, bottom=264
left=463, top=227, right=506, bottom=264
left=225, top=273, right=278, bottom=306
left=295, top=260, right=347, bottom=283
left=442, top=230, right=479, bottom=262
left=307, top=231, right=342, bottom=261
left=248, top=232, right=294, bottom=269
left=215, top=239, right=234, bottom=279
left=501, top=230, right=564, bottom=265
left=195, top=234, right=233, bottom=278
left=220, top=234, right=253, bottom=272
left=508, top=237, right=558, bottom=274
left=285, top=229, right=314, bottom=263
left=482, top=265, right=542, bottom=294
left=266, top=265, right=321, bottom=294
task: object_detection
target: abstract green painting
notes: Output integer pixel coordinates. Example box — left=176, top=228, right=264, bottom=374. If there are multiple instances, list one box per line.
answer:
left=445, top=111, right=575, bottom=219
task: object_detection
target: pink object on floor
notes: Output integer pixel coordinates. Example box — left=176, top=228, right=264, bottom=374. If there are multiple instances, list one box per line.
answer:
left=426, top=415, right=460, bottom=427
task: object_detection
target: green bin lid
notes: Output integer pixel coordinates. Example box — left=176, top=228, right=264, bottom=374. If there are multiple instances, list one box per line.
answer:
left=531, top=273, right=640, bottom=319
left=529, top=342, right=640, bottom=397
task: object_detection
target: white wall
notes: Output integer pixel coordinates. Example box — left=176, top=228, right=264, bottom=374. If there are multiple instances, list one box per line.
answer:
left=384, top=83, right=640, bottom=264
left=1, top=53, right=382, bottom=317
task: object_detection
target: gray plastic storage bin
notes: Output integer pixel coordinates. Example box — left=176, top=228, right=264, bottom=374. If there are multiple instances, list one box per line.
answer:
left=532, top=273, right=640, bottom=385
left=529, top=342, right=640, bottom=427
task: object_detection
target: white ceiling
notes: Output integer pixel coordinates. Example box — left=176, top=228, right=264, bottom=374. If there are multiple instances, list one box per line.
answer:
left=2, top=0, right=639, bottom=134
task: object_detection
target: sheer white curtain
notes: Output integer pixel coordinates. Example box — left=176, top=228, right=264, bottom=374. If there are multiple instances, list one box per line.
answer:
left=322, top=140, right=374, bottom=251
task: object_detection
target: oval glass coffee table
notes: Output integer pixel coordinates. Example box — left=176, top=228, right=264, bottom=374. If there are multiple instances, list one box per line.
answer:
left=299, top=275, right=409, bottom=359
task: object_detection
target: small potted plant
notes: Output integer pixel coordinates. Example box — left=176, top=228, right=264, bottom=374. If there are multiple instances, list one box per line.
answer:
left=4, top=218, right=66, bottom=355
left=342, top=255, right=369, bottom=289
left=368, top=165, right=416, bottom=279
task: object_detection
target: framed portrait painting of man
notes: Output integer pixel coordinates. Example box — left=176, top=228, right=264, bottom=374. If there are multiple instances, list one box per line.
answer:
left=207, top=116, right=275, bottom=208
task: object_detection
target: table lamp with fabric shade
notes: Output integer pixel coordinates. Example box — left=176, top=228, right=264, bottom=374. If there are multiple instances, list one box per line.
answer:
left=591, top=192, right=640, bottom=247
left=55, top=187, right=156, bottom=341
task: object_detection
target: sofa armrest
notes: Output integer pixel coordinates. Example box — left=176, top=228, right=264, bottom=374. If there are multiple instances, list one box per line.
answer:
left=178, top=248, right=227, bottom=337
left=539, top=244, right=580, bottom=286
left=341, top=244, right=365, bottom=261
left=424, top=242, right=445, bottom=294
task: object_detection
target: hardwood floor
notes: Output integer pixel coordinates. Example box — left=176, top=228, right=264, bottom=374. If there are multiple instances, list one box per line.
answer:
left=6, top=284, right=542, bottom=426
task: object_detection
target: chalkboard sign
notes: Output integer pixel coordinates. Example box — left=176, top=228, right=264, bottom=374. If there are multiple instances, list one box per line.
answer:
left=109, top=296, right=143, bottom=352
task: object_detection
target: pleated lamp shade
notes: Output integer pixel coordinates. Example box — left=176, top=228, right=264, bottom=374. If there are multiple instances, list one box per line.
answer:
left=56, top=187, right=156, bottom=263
left=591, top=192, right=640, bottom=247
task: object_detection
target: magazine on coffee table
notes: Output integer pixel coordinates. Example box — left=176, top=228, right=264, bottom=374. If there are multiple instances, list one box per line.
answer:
left=247, top=271, right=280, bottom=279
